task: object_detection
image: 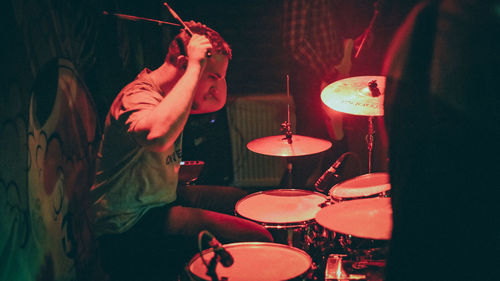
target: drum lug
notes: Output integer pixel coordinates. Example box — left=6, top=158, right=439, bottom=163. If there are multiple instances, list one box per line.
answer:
left=319, top=198, right=331, bottom=208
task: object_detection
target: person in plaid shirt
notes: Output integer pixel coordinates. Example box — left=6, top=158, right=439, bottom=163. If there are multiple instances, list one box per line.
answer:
left=282, top=0, right=374, bottom=188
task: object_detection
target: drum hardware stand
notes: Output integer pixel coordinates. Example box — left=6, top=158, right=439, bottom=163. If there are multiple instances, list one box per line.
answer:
left=325, top=254, right=366, bottom=281
left=197, top=231, right=229, bottom=281
left=366, top=80, right=380, bottom=174
left=206, top=256, right=221, bottom=281
left=281, top=74, right=294, bottom=188
left=366, top=116, right=375, bottom=174
left=206, top=258, right=229, bottom=281
left=280, top=120, right=294, bottom=188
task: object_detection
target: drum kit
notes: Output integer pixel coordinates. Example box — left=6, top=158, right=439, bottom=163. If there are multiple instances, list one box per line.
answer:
left=187, top=76, right=392, bottom=281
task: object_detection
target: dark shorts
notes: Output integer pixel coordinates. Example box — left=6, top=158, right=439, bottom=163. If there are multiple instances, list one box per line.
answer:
left=97, top=185, right=273, bottom=281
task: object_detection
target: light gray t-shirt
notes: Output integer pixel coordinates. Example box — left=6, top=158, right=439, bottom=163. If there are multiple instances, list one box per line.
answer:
left=90, top=69, right=181, bottom=236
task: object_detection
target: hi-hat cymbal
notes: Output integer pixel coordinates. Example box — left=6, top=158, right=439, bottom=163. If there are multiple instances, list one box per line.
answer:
left=247, top=135, right=332, bottom=157
left=321, top=76, right=386, bottom=116
left=315, top=197, right=392, bottom=240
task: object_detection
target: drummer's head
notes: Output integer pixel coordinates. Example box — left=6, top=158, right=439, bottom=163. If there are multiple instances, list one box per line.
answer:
left=165, top=21, right=232, bottom=66
left=166, top=22, right=232, bottom=114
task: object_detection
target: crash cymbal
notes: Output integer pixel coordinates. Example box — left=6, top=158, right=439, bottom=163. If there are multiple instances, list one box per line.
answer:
left=247, top=135, right=332, bottom=157
left=315, top=197, right=392, bottom=240
left=321, top=76, right=385, bottom=116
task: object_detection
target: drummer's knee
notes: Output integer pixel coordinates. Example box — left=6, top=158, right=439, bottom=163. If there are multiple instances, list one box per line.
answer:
left=239, top=221, right=274, bottom=243
left=258, top=227, right=274, bottom=243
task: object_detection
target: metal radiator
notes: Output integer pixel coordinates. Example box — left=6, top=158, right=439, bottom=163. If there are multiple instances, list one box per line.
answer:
left=226, top=93, right=295, bottom=188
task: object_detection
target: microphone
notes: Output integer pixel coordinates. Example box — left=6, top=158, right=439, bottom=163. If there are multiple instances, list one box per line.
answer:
left=205, top=231, right=234, bottom=267
left=315, top=154, right=347, bottom=192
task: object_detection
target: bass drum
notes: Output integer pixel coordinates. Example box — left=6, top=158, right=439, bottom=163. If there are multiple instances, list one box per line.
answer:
left=187, top=242, right=312, bottom=281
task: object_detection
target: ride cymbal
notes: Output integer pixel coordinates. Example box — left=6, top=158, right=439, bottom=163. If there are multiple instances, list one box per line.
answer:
left=321, top=76, right=386, bottom=116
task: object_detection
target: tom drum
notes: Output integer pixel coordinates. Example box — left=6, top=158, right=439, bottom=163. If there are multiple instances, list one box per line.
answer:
left=235, top=189, right=329, bottom=251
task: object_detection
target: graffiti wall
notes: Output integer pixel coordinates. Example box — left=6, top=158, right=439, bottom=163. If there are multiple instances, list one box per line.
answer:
left=1, top=1, right=105, bottom=280
left=2, top=58, right=101, bottom=280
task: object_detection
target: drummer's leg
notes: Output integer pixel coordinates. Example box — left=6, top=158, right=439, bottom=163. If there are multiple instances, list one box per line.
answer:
left=160, top=204, right=273, bottom=277
left=176, top=184, right=248, bottom=215
left=173, top=184, right=273, bottom=243
left=164, top=205, right=273, bottom=244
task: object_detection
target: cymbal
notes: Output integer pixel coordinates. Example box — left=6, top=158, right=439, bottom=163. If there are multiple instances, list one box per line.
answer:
left=315, top=197, right=392, bottom=240
left=321, top=76, right=386, bottom=116
left=247, top=135, right=332, bottom=157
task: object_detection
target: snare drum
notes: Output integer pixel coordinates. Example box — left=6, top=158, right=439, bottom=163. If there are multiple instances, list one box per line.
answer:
left=187, top=242, right=312, bottom=281
left=235, top=189, right=329, bottom=250
left=329, top=173, right=391, bottom=203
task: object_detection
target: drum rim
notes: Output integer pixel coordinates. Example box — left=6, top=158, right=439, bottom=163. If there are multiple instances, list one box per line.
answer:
left=235, top=189, right=328, bottom=225
left=187, top=242, right=313, bottom=280
left=315, top=197, right=392, bottom=240
left=238, top=188, right=328, bottom=199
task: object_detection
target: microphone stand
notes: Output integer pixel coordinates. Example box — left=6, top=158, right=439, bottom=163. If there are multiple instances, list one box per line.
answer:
left=206, top=255, right=219, bottom=281
left=197, top=231, right=221, bottom=281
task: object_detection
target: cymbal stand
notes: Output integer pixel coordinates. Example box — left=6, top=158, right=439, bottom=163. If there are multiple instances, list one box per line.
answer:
left=280, top=121, right=293, bottom=188
left=281, top=74, right=293, bottom=188
left=366, top=116, right=375, bottom=173
left=366, top=80, right=381, bottom=173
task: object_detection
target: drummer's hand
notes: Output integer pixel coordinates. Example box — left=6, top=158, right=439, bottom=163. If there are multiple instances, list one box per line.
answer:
left=186, top=34, right=212, bottom=67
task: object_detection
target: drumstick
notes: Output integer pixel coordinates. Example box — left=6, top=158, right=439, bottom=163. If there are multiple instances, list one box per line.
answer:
left=163, top=2, right=194, bottom=36
left=163, top=2, right=212, bottom=57
left=102, top=11, right=180, bottom=27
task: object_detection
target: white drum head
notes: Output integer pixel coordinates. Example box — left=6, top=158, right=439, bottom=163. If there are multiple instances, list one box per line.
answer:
left=330, top=173, right=390, bottom=199
left=315, top=197, right=393, bottom=240
left=188, top=242, right=312, bottom=281
left=236, top=189, right=327, bottom=225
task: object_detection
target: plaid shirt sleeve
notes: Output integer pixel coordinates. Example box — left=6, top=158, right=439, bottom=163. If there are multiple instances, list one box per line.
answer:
left=283, top=0, right=344, bottom=82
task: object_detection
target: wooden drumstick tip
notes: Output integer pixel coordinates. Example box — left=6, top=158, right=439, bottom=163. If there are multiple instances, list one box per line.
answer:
left=163, top=2, right=193, bottom=36
left=163, top=2, right=211, bottom=57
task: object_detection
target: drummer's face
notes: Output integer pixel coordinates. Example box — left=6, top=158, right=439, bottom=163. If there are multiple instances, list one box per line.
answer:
left=190, top=54, right=228, bottom=114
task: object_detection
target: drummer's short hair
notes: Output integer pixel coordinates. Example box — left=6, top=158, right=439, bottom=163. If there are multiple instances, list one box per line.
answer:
left=166, top=22, right=232, bottom=64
